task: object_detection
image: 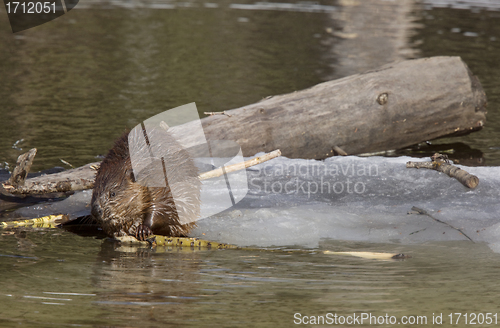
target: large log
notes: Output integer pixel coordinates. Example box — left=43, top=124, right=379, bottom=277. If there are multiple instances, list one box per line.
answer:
left=197, top=56, right=486, bottom=159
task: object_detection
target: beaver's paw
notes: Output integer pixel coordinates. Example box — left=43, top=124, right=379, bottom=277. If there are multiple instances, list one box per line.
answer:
left=135, top=224, right=153, bottom=241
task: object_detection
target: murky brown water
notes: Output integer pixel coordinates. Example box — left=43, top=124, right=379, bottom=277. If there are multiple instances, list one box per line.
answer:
left=1, top=1, right=500, bottom=327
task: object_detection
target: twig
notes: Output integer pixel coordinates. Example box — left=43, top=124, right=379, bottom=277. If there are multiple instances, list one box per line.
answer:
left=409, top=228, right=427, bottom=235
left=410, top=206, right=473, bottom=242
left=60, top=159, right=75, bottom=168
left=198, top=149, right=281, bottom=180
left=332, top=145, right=347, bottom=156
left=204, top=111, right=232, bottom=117
left=406, top=153, right=479, bottom=189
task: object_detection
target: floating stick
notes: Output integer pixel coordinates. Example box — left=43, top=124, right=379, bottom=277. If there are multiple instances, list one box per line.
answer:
left=323, top=251, right=410, bottom=260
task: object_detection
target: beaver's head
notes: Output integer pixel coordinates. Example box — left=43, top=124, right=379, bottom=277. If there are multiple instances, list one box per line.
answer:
left=91, top=153, right=148, bottom=238
left=91, top=129, right=201, bottom=239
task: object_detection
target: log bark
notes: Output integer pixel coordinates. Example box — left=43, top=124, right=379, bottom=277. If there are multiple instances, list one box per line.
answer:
left=193, top=56, right=486, bottom=159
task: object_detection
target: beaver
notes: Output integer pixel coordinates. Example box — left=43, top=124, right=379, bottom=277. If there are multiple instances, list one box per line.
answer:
left=91, top=126, right=201, bottom=241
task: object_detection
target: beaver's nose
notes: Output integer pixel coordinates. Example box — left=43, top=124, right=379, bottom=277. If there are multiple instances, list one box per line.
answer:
left=91, top=202, right=103, bottom=219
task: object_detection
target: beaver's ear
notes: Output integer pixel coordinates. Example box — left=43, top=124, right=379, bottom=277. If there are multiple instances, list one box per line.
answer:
left=129, top=171, right=136, bottom=182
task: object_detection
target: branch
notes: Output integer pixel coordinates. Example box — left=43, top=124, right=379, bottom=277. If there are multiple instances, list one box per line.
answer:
left=410, top=206, right=473, bottom=242
left=406, top=153, right=479, bottom=189
left=198, top=149, right=281, bottom=180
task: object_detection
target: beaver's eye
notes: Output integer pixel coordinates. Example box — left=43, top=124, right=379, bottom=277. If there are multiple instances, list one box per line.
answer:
left=110, top=191, right=116, bottom=198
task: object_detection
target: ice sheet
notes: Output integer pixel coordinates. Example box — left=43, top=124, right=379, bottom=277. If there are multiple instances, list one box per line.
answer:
left=10, top=156, right=500, bottom=251
left=191, top=156, right=500, bottom=250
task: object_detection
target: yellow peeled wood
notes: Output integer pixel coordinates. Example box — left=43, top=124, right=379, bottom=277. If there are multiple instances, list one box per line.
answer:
left=0, top=214, right=68, bottom=229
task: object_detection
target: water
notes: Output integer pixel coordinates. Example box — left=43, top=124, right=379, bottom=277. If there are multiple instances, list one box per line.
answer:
left=1, top=230, right=499, bottom=327
left=0, top=0, right=334, bottom=171
left=415, top=3, right=500, bottom=165
left=1, top=0, right=500, bottom=326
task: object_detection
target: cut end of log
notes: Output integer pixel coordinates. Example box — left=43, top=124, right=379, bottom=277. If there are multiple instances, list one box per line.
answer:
left=465, top=175, right=479, bottom=189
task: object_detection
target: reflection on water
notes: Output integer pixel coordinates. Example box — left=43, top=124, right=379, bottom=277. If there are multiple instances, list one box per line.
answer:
left=327, top=0, right=420, bottom=79
left=414, top=4, right=500, bottom=165
left=0, top=0, right=499, bottom=170
left=0, top=230, right=499, bottom=327
left=0, top=1, right=334, bottom=171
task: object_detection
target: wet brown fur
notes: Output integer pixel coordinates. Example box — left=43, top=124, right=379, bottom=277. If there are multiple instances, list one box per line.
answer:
left=91, top=130, right=200, bottom=239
